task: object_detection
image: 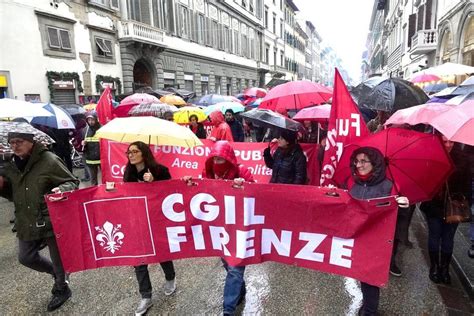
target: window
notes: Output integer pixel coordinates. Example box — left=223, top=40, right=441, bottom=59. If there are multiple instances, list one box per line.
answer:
left=153, top=0, right=167, bottom=29
left=197, top=14, right=205, bottom=44
left=227, top=77, right=232, bottom=95
left=265, top=44, right=270, bottom=63
left=225, top=26, right=231, bottom=52
left=215, top=76, right=221, bottom=94
left=273, top=49, right=277, bottom=65
left=128, top=0, right=141, bottom=22
left=264, top=7, right=268, bottom=28
left=178, top=5, right=190, bottom=39
left=280, top=51, right=284, bottom=66
left=233, top=28, right=240, bottom=55
left=273, top=14, right=276, bottom=34
left=95, top=37, right=113, bottom=57
left=47, top=27, right=72, bottom=50
left=185, top=74, right=194, bottom=91
left=280, top=19, right=283, bottom=38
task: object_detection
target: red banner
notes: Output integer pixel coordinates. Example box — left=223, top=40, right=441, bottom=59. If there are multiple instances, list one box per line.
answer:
left=46, top=180, right=397, bottom=287
left=100, top=139, right=321, bottom=185
left=320, top=69, right=369, bottom=186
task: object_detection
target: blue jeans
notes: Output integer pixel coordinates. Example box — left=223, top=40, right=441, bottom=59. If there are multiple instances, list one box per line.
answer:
left=221, top=259, right=246, bottom=315
left=426, top=217, right=458, bottom=253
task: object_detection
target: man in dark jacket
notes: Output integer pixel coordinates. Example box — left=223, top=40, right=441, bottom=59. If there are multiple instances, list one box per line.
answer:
left=83, top=112, right=101, bottom=185
left=225, top=109, right=244, bottom=142
left=0, top=132, right=79, bottom=312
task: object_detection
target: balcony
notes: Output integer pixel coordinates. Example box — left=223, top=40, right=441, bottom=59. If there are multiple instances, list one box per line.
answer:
left=257, top=61, right=270, bottom=72
left=410, top=29, right=437, bottom=55
left=118, top=21, right=165, bottom=47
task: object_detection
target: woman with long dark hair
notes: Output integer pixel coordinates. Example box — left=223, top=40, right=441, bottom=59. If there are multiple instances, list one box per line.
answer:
left=123, top=141, right=176, bottom=316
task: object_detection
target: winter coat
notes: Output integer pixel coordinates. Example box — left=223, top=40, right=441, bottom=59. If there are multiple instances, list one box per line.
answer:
left=189, top=123, right=207, bottom=139
left=0, top=142, right=79, bottom=241
left=227, top=119, right=245, bottom=142
left=84, top=123, right=101, bottom=164
left=123, top=163, right=171, bottom=182
left=208, top=111, right=234, bottom=142
left=420, top=146, right=472, bottom=218
left=202, top=140, right=254, bottom=182
left=263, top=144, right=307, bottom=184
left=347, top=146, right=394, bottom=199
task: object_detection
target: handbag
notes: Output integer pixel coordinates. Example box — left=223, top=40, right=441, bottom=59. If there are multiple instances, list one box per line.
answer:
left=444, top=184, right=471, bottom=224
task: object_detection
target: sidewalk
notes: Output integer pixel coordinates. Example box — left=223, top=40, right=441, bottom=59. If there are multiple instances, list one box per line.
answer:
left=452, top=221, right=474, bottom=298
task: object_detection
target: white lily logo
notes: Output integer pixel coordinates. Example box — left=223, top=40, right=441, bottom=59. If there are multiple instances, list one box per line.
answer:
left=95, top=221, right=124, bottom=254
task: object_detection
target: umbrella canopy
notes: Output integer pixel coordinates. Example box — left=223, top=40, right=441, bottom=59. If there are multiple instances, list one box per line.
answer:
left=203, top=101, right=245, bottom=115
left=248, top=98, right=263, bottom=107
left=128, top=102, right=178, bottom=118
left=423, top=82, right=450, bottom=94
left=332, top=128, right=453, bottom=204
left=243, top=87, right=267, bottom=98
left=410, top=73, right=441, bottom=83
left=292, top=103, right=332, bottom=122
left=30, top=103, right=76, bottom=129
left=0, top=99, right=54, bottom=118
left=445, top=92, right=474, bottom=105
left=120, top=93, right=159, bottom=107
left=57, top=104, right=86, bottom=117
left=240, top=108, right=304, bottom=133
left=350, top=76, right=385, bottom=104
left=421, top=62, right=474, bottom=77
left=430, top=100, right=474, bottom=145
left=83, top=103, right=97, bottom=111
left=155, top=87, right=196, bottom=101
left=195, top=94, right=228, bottom=106
left=0, top=121, right=55, bottom=148
left=356, top=78, right=429, bottom=112
left=174, top=106, right=207, bottom=123
left=95, top=116, right=202, bottom=148
left=259, top=81, right=332, bottom=111
left=433, top=86, right=458, bottom=98
left=445, top=78, right=474, bottom=96
left=384, top=103, right=454, bottom=126
left=160, top=94, right=187, bottom=106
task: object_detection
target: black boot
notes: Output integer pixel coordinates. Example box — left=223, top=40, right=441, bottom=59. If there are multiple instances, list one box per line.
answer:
left=439, top=252, right=452, bottom=285
left=428, top=251, right=440, bottom=283
left=47, top=284, right=72, bottom=312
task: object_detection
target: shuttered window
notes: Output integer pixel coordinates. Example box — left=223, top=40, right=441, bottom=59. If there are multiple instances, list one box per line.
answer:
left=47, top=26, right=72, bottom=51
left=425, top=0, right=432, bottom=29
left=95, top=37, right=113, bottom=57
left=417, top=5, right=424, bottom=31
left=408, top=14, right=416, bottom=48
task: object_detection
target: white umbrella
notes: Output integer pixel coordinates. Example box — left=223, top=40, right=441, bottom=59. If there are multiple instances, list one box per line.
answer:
left=29, top=103, right=76, bottom=129
left=0, top=98, right=54, bottom=118
left=422, top=62, right=474, bottom=77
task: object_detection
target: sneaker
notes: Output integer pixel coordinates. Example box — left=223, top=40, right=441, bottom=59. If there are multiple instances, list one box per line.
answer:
left=164, top=279, right=176, bottom=296
left=47, top=285, right=72, bottom=312
left=468, top=245, right=474, bottom=258
left=135, top=298, right=152, bottom=316
left=390, top=263, right=402, bottom=277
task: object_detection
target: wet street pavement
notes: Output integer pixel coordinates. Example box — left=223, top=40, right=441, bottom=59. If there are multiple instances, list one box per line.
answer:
left=0, top=192, right=472, bottom=315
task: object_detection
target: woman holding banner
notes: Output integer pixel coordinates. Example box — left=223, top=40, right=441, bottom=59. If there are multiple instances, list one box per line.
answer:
left=184, top=140, right=254, bottom=316
left=346, top=146, right=409, bottom=316
left=123, top=141, right=177, bottom=316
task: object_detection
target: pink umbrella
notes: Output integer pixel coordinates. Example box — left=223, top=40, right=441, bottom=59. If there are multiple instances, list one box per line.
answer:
left=292, top=103, right=332, bottom=122
left=119, top=93, right=160, bottom=107
left=243, top=87, right=267, bottom=98
left=259, top=81, right=332, bottom=111
left=430, top=100, right=474, bottom=145
left=410, top=73, right=441, bottom=83
left=384, top=103, right=454, bottom=127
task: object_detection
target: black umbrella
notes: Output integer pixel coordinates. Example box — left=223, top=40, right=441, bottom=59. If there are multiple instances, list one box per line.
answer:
left=351, top=76, right=385, bottom=104
left=57, top=104, right=86, bottom=117
left=239, top=109, right=304, bottom=133
left=155, top=87, right=196, bottom=101
left=355, top=78, right=429, bottom=112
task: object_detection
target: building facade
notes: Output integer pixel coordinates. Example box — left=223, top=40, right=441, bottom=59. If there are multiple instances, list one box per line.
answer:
left=0, top=0, right=123, bottom=103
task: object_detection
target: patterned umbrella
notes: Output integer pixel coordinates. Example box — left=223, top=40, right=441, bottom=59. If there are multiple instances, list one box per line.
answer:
left=240, top=108, right=304, bottom=132
left=0, top=121, right=55, bottom=149
left=128, top=102, right=178, bottom=118
left=30, top=103, right=76, bottom=129
left=119, top=93, right=159, bottom=107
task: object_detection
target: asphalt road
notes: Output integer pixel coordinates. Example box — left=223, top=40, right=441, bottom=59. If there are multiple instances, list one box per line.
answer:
left=0, top=196, right=452, bottom=315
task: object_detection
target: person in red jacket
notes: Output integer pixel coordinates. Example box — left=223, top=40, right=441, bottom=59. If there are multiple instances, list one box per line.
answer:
left=184, top=140, right=253, bottom=315
left=208, top=110, right=234, bottom=142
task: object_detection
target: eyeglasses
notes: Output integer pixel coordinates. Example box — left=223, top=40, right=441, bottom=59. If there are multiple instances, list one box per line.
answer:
left=125, top=150, right=141, bottom=156
left=354, top=159, right=371, bottom=166
left=9, top=140, right=26, bottom=146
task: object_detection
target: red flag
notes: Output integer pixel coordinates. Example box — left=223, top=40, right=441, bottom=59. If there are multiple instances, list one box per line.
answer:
left=320, top=69, right=369, bottom=186
left=96, top=86, right=114, bottom=125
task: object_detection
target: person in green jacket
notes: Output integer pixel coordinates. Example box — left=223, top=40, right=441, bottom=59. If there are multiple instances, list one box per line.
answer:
left=0, top=132, right=79, bottom=312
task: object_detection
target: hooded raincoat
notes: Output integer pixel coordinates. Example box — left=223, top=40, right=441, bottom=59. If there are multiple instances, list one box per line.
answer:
left=208, top=111, right=234, bottom=142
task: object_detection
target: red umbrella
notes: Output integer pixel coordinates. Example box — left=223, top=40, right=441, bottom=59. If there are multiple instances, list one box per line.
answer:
left=332, top=128, right=453, bottom=204
left=293, top=103, right=331, bottom=122
left=384, top=103, right=454, bottom=127
left=410, top=73, right=441, bottom=83
left=259, top=81, right=332, bottom=111
left=243, top=87, right=267, bottom=98
left=430, top=100, right=474, bottom=145
left=119, top=93, right=160, bottom=107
